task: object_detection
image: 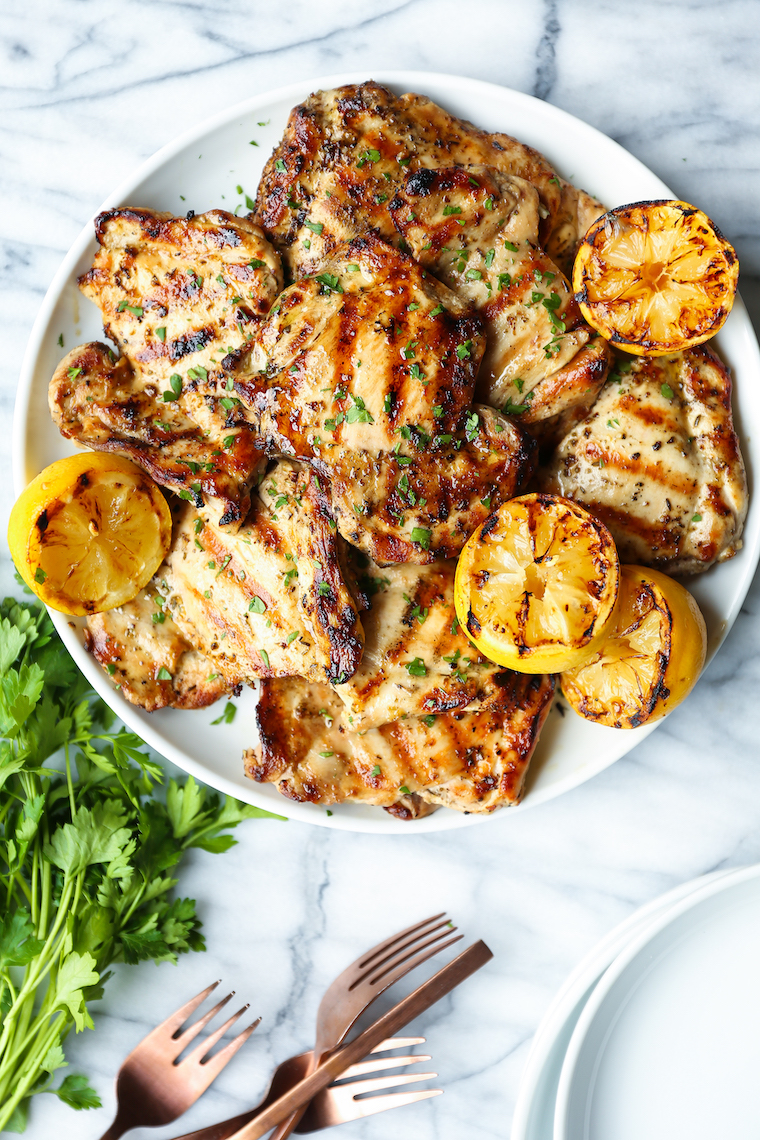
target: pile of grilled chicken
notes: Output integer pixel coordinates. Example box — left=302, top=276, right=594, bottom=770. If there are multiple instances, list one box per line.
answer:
left=50, top=82, right=748, bottom=818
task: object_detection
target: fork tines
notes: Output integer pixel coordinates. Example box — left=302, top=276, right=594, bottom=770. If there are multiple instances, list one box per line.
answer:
left=352, top=914, right=463, bottom=990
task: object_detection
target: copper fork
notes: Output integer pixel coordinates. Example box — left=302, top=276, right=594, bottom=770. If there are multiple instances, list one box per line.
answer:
left=97, top=981, right=260, bottom=1140
left=170, top=1038, right=440, bottom=1139
left=271, top=912, right=460, bottom=1140
left=173, top=913, right=460, bottom=1140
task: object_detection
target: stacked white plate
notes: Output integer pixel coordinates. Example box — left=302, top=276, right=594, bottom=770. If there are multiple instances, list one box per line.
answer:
left=512, top=864, right=760, bottom=1140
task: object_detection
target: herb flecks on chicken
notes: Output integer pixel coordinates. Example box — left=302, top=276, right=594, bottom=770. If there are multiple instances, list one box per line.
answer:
left=539, top=345, right=748, bottom=573
left=51, top=208, right=282, bottom=527
left=228, top=232, right=535, bottom=561
left=246, top=672, right=555, bottom=813
left=335, top=555, right=519, bottom=730
left=50, top=342, right=265, bottom=528
left=255, top=80, right=561, bottom=278
left=163, top=462, right=364, bottom=687
left=85, top=579, right=238, bottom=711
left=389, top=164, right=612, bottom=445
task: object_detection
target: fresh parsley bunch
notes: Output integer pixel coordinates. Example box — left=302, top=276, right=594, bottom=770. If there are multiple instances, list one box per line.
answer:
left=0, top=591, right=279, bottom=1132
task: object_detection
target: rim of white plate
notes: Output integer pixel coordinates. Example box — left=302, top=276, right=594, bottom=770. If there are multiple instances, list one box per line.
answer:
left=510, top=869, right=733, bottom=1140
left=12, top=70, right=760, bottom=833
left=553, top=861, right=760, bottom=1140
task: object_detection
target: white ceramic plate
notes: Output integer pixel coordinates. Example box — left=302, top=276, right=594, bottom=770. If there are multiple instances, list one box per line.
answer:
left=554, top=863, right=760, bottom=1140
left=13, top=71, right=760, bottom=833
left=510, top=871, right=731, bottom=1140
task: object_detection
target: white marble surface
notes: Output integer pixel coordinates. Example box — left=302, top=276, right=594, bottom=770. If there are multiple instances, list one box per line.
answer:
left=3, top=2, right=760, bottom=1137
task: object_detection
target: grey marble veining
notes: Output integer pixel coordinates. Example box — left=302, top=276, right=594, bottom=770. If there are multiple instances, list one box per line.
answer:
left=2, top=1, right=760, bottom=1137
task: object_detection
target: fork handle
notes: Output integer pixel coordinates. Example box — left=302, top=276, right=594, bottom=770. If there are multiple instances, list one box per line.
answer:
left=98, top=1120, right=129, bottom=1140
left=266, top=1055, right=320, bottom=1140
left=169, top=1107, right=259, bottom=1140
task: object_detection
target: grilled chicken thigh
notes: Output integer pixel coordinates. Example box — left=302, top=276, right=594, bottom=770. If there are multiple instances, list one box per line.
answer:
left=51, top=208, right=282, bottom=527
left=162, top=462, right=364, bottom=685
left=389, top=165, right=611, bottom=444
left=50, top=342, right=265, bottom=527
left=539, top=346, right=748, bottom=573
left=228, top=232, right=535, bottom=560
left=231, top=231, right=484, bottom=457
left=335, top=555, right=516, bottom=729
left=85, top=582, right=236, bottom=711
left=246, top=672, right=555, bottom=813
left=255, top=80, right=561, bottom=278
left=544, top=178, right=606, bottom=278
left=327, top=405, right=534, bottom=563
left=79, top=207, right=282, bottom=378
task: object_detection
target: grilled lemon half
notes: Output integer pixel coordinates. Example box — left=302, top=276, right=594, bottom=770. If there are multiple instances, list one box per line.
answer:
left=9, top=453, right=171, bottom=616
left=573, top=200, right=738, bottom=356
left=561, top=565, right=707, bottom=728
left=454, top=493, right=620, bottom=674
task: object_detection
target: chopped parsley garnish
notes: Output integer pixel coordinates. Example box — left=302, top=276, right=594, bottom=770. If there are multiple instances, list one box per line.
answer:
left=405, top=657, right=427, bottom=677
left=504, top=240, right=519, bottom=252
left=345, top=394, right=374, bottom=425
left=317, top=582, right=332, bottom=597
left=275, top=159, right=287, bottom=173
left=399, top=784, right=412, bottom=794
left=356, top=148, right=381, bottom=167
left=442, top=205, right=462, bottom=216
left=315, top=272, right=342, bottom=294
left=411, top=527, right=432, bottom=550
left=286, top=630, right=300, bottom=644
left=249, top=596, right=266, bottom=613
left=117, top=300, right=143, bottom=317
left=484, top=248, right=495, bottom=268
left=430, top=304, right=445, bottom=317
left=370, top=764, right=382, bottom=777
left=304, top=220, right=324, bottom=235
left=34, top=567, right=47, bottom=584
left=465, top=412, right=480, bottom=441
left=260, top=649, right=270, bottom=668
left=466, top=269, right=483, bottom=281
left=211, top=701, right=237, bottom=726
left=456, top=340, right=473, bottom=360
left=163, top=373, right=183, bottom=402
left=157, top=667, right=172, bottom=681
left=692, top=513, right=703, bottom=522
left=155, top=327, right=166, bottom=342
left=661, top=383, right=675, bottom=399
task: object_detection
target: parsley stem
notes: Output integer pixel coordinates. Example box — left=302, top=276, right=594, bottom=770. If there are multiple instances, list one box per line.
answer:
left=64, top=742, right=76, bottom=819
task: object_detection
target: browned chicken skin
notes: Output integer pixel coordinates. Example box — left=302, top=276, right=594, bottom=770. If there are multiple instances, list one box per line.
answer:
left=539, top=346, right=748, bottom=573
left=246, top=672, right=555, bottom=813
left=227, top=232, right=536, bottom=562
left=336, top=554, right=517, bottom=730
left=388, top=164, right=611, bottom=445
left=51, top=208, right=282, bottom=527
left=255, top=80, right=562, bottom=279
left=85, top=583, right=236, bottom=712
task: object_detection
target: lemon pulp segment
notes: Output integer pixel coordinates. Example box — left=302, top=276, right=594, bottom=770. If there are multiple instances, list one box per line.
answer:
left=454, top=494, right=619, bottom=674
left=10, top=453, right=171, bottom=615
left=561, top=564, right=707, bottom=728
left=573, top=200, right=738, bottom=356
